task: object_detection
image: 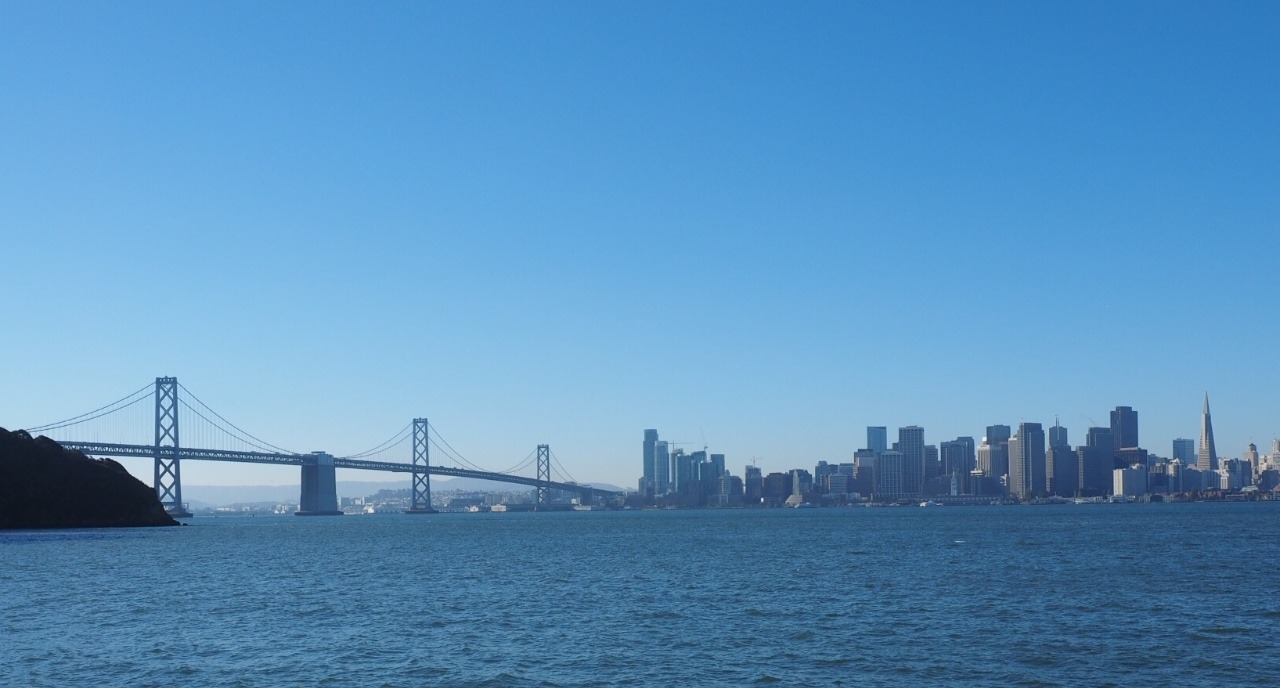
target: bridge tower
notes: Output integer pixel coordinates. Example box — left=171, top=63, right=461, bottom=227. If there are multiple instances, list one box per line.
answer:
left=153, top=377, right=192, bottom=518
left=406, top=418, right=437, bottom=514
left=536, top=444, right=550, bottom=510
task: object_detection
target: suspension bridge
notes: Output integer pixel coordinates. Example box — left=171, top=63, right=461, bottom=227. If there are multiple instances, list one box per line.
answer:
left=23, top=377, right=617, bottom=517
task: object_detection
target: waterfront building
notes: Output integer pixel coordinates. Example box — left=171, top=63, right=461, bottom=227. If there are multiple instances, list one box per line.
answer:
left=1198, top=393, right=1218, bottom=472
left=784, top=470, right=807, bottom=507
left=1008, top=422, right=1046, bottom=501
left=1111, top=406, right=1139, bottom=453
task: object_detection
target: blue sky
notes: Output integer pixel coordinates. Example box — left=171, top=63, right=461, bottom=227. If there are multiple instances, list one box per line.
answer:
left=3, top=1, right=1277, bottom=487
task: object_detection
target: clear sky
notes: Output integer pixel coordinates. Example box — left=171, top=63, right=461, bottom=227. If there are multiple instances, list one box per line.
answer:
left=3, top=1, right=1277, bottom=488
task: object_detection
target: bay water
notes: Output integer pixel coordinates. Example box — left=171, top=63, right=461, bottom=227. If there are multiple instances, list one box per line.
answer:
left=3, top=503, right=1278, bottom=687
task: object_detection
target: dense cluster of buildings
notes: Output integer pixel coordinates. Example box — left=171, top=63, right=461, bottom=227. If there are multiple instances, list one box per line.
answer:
left=638, top=395, right=1280, bottom=507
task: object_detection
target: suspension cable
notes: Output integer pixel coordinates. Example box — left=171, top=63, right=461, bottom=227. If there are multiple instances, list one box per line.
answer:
left=426, top=423, right=490, bottom=471
left=550, top=449, right=579, bottom=485
left=177, top=399, right=294, bottom=455
left=341, top=423, right=413, bottom=459
left=427, top=435, right=492, bottom=473
left=177, top=383, right=295, bottom=454
left=26, top=382, right=153, bottom=433
left=496, top=448, right=538, bottom=476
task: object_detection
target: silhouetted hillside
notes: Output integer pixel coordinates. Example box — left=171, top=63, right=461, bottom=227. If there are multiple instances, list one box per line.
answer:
left=0, top=427, right=178, bottom=529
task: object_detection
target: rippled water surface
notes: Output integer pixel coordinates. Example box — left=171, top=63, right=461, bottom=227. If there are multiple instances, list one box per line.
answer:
left=3, top=503, right=1279, bottom=687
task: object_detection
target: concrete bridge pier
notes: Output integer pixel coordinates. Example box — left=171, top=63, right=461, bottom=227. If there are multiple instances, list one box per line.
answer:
left=297, top=452, right=343, bottom=516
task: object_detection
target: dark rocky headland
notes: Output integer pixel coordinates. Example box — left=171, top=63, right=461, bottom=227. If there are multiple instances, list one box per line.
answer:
left=0, top=427, right=179, bottom=529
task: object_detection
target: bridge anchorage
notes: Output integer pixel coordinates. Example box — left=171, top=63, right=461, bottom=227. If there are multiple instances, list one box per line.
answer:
left=39, top=377, right=618, bottom=516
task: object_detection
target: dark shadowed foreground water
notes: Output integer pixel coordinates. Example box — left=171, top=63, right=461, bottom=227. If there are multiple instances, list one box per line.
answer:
left=3, top=503, right=1279, bottom=687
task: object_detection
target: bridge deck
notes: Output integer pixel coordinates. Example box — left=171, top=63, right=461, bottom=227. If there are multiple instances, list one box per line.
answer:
left=59, top=442, right=616, bottom=497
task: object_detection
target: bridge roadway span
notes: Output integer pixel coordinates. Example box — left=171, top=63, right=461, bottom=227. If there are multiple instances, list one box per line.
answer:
left=62, top=442, right=615, bottom=499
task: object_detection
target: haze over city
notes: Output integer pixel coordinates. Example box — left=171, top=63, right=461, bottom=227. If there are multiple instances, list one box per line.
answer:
left=3, top=2, right=1277, bottom=489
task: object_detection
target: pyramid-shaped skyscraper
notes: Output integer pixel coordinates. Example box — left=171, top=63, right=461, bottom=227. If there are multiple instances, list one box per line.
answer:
left=1197, top=393, right=1217, bottom=472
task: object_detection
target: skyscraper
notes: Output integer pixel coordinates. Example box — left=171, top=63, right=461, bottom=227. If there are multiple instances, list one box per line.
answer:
left=898, top=426, right=925, bottom=497
left=1111, top=406, right=1138, bottom=451
left=924, top=444, right=939, bottom=481
left=654, top=441, right=671, bottom=495
left=1047, top=443, right=1078, bottom=497
left=1047, top=419, right=1073, bottom=496
left=709, top=453, right=726, bottom=480
left=1087, top=426, right=1115, bottom=471
left=977, top=425, right=1011, bottom=481
left=876, top=450, right=905, bottom=500
left=867, top=426, right=888, bottom=455
left=744, top=465, right=763, bottom=504
left=940, top=437, right=976, bottom=494
left=642, top=429, right=658, bottom=496
left=1049, top=419, right=1069, bottom=450
left=1008, top=422, right=1046, bottom=501
left=1172, top=438, right=1195, bottom=464
left=1076, top=445, right=1107, bottom=496
left=1198, top=393, right=1217, bottom=472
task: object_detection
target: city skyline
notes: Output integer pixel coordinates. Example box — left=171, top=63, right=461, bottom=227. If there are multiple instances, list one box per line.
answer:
left=3, top=3, right=1278, bottom=488
left=639, top=393, right=1279, bottom=506
left=13, top=378, right=1275, bottom=491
